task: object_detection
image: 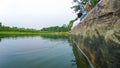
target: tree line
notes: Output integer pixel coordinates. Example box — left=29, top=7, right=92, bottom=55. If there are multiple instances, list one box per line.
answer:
left=0, top=22, right=72, bottom=32
left=0, top=26, right=40, bottom=32
left=40, top=23, right=72, bottom=32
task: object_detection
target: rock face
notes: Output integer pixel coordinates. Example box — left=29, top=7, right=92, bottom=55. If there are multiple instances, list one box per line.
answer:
left=71, top=0, right=120, bottom=68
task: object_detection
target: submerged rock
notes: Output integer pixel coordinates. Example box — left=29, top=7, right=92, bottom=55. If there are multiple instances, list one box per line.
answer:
left=71, top=0, right=120, bottom=68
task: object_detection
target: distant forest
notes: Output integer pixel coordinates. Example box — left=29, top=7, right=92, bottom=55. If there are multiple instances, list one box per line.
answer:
left=40, top=25, right=71, bottom=32
left=0, top=22, right=72, bottom=32
left=0, top=26, right=39, bottom=32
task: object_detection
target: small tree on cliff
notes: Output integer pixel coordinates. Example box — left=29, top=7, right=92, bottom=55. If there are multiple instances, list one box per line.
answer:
left=71, top=0, right=98, bottom=13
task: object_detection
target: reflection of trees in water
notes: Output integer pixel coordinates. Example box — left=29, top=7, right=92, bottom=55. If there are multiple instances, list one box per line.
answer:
left=0, top=34, right=70, bottom=42
left=0, top=34, right=79, bottom=67
left=0, top=34, right=38, bottom=40
left=39, top=34, right=69, bottom=40
left=71, top=35, right=120, bottom=68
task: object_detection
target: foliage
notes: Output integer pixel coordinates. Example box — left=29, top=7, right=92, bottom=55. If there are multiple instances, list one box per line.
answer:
left=71, top=0, right=99, bottom=13
left=40, top=22, right=74, bottom=32
left=0, top=22, right=72, bottom=33
left=0, top=26, right=40, bottom=32
left=68, top=19, right=76, bottom=28
left=40, top=25, right=69, bottom=32
left=90, top=0, right=98, bottom=7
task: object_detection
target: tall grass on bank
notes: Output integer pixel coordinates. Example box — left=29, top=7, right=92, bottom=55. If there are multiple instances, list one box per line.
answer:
left=0, top=31, right=70, bottom=36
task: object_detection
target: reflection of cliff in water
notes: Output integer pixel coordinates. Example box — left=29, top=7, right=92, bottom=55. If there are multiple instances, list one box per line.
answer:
left=0, top=38, right=1, bottom=42
left=71, top=35, right=120, bottom=68
left=69, top=38, right=90, bottom=68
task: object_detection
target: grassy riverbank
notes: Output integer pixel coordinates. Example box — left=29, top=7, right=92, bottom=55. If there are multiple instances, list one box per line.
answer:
left=0, top=31, right=70, bottom=36
left=0, top=25, right=70, bottom=36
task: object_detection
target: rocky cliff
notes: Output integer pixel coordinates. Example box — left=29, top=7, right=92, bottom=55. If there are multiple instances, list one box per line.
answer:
left=71, top=0, right=120, bottom=68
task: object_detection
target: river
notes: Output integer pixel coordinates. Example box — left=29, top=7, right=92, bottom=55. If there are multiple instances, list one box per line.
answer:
left=0, top=35, right=78, bottom=68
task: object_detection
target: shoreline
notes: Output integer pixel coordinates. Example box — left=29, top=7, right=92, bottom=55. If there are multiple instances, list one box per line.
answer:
left=0, top=31, right=70, bottom=36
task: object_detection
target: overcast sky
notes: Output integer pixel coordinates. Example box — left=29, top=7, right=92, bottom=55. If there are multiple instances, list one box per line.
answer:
left=0, top=0, right=76, bottom=29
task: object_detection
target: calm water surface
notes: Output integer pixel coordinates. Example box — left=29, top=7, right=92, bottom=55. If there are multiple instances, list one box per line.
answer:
left=0, top=36, right=77, bottom=68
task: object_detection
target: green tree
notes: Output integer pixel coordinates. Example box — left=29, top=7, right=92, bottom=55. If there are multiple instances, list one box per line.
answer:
left=71, top=0, right=99, bottom=13
left=0, top=26, right=39, bottom=32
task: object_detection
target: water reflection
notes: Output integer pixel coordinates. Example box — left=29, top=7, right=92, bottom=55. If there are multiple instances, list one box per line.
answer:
left=1, top=34, right=115, bottom=68
left=0, top=34, right=92, bottom=68
left=70, top=39, right=91, bottom=68
left=40, top=34, right=69, bottom=40
left=0, top=34, right=77, bottom=68
left=0, top=38, right=1, bottom=42
left=0, top=34, right=69, bottom=41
